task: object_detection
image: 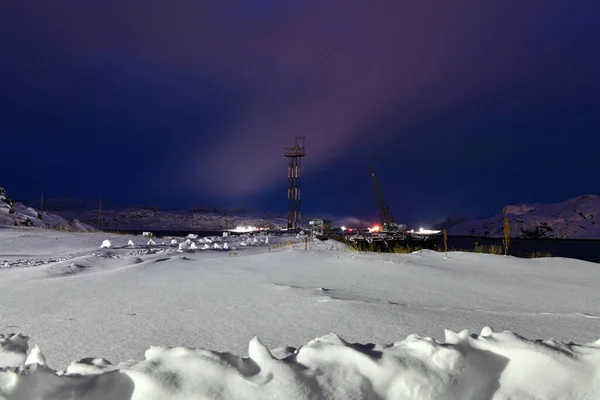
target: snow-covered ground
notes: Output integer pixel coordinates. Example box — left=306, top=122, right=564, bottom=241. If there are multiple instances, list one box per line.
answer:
left=449, top=194, right=600, bottom=239
left=1, top=228, right=600, bottom=399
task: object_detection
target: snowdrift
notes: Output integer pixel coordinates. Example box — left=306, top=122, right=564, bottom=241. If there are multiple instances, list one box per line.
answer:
left=2, top=229, right=599, bottom=399
left=1, top=328, right=599, bottom=399
left=449, top=194, right=600, bottom=239
left=0, top=187, right=95, bottom=232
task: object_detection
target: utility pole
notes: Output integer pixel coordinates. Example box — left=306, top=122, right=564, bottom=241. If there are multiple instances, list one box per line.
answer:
left=40, top=188, right=44, bottom=218
left=97, top=197, right=103, bottom=231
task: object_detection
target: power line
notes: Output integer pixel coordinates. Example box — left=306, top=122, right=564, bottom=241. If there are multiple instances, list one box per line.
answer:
left=97, top=198, right=102, bottom=231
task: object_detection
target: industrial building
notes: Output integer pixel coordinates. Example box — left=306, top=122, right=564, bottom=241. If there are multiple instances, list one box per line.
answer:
left=309, top=218, right=332, bottom=236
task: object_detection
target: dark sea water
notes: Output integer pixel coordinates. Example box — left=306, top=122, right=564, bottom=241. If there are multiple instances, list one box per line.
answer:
left=447, top=236, right=600, bottom=264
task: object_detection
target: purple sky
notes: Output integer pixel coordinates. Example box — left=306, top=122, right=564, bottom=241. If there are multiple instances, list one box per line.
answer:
left=1, top=1, right=599, bottom=225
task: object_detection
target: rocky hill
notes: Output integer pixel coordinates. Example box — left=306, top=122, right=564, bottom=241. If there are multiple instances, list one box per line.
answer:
left=448, top=195, right=600, bottom=239
left=432, top=216, right=468, bottom=230
left=0, top=187, right=96, bottom=232
left=55, top=207, right=289, bottom=232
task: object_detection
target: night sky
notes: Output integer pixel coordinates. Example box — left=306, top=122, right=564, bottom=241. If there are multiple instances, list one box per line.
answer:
left=1, top=1, right=599, bottom=226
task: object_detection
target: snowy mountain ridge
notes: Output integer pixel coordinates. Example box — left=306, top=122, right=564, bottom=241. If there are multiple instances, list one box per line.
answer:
left=449, top=194, right=600, bottom=239
left=56, top=206, right=289, bottom=232
left=56, top=207, right=363, bottom=232
left=0, top=187, right=95, bottom=232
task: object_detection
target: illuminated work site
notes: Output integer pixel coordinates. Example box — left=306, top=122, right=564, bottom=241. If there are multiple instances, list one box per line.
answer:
left=283, top=138, right=441, bottom=248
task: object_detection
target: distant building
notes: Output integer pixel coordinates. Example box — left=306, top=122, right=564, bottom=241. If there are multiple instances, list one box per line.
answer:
left=308, top=218, right=332, bottom=236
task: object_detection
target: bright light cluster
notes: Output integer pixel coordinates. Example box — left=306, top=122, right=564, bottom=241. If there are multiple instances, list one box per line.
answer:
left=230, top=226, right=259, bottom=233
left=417, top=227, right=441, bottom=235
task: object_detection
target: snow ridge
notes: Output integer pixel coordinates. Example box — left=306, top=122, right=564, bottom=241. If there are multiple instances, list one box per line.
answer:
left=1, top=328, right=600, bottom=399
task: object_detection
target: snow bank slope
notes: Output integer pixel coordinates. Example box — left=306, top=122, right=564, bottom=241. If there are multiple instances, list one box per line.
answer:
left=449, top=194, right=600, bottom=239
left=0, top=187, right=95, bottom=232
left=1, top=328, right=599, bottom=400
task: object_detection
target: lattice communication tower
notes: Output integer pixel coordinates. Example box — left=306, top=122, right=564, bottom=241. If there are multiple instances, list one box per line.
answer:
left=284, top=137, right=306, bottom=232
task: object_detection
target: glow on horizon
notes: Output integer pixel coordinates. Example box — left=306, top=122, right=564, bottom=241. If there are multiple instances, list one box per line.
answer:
left=230, top=226, right=259, bottom=233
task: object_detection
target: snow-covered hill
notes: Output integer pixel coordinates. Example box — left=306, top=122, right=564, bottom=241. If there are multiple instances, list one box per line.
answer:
left=432, top=216, right=468, bottom=230
left=55, top=206, right=289, bottom=232
left=449, top=194, right=600, bottom=239
left=0, top=187, right=95, bottom=232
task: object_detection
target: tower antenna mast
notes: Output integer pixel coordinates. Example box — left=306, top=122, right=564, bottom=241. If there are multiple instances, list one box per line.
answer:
left=284, top=137, right=306, bottom=233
